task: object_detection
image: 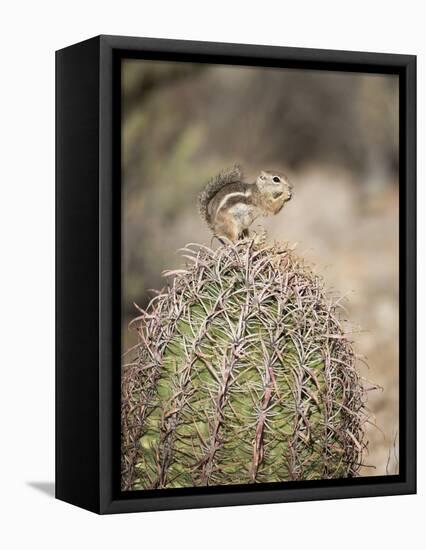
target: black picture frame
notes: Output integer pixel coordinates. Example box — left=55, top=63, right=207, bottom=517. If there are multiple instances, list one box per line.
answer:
left=56, top=34, right=416, bottom=514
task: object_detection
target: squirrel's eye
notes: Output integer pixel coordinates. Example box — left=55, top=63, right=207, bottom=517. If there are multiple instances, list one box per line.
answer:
left=273, top=176, right=280, bottom=183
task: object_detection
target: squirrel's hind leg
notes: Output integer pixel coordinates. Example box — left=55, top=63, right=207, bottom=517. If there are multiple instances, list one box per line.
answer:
left=214, top=218, right=240, bottom=243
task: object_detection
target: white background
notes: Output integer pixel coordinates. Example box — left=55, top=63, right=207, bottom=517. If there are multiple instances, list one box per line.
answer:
left=0, top=1, right=423, bottom=548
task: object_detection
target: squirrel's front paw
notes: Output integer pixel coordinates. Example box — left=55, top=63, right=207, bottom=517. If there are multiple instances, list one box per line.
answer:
left=252, top=226, right=268, bottom=248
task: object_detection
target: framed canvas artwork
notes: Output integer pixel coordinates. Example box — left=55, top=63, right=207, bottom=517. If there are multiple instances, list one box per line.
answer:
left=56, top=35, right=416, bottom=514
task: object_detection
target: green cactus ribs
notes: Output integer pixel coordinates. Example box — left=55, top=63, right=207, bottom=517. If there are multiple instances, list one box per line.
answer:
left=121, top=240, right=368, bottom=491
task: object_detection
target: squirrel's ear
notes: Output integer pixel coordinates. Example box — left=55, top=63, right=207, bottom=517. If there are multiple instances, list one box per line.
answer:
left=259, top=171, right=267, bottom=180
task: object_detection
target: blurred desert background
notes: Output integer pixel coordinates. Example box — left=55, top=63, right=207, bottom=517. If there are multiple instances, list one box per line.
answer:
left=121, top=59, right=399, bottom=477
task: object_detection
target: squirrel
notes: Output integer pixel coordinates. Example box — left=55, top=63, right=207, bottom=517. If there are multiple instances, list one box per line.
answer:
left=198, top=165, right=293, bottom=242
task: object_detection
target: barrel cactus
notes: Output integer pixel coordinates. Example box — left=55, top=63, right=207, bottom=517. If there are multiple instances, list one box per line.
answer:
left=121, top=240, right=367, bottom=490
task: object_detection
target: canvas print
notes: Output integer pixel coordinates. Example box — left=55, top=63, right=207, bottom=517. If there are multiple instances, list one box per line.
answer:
left=120, top=59, right=399, bottom=491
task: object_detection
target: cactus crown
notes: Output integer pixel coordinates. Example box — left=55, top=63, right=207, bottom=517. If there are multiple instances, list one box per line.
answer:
left=122, top=240, right=367, bottom=491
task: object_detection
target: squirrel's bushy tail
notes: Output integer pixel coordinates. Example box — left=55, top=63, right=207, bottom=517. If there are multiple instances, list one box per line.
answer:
left=198, top=165, right=242, bottom=229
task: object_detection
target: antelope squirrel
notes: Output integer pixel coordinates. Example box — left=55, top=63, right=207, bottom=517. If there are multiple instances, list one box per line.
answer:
left=198, top=165, right=293, bottom=242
